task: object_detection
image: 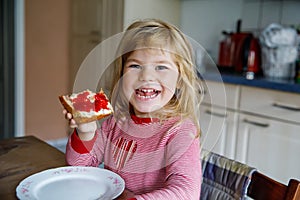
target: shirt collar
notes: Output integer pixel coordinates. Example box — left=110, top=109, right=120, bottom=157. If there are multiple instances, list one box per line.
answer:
left=131, top=115, right=160, bottom=124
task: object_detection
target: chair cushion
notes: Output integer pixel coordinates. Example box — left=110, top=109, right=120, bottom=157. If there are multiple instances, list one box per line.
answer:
left=200, top=149, right=256, bottom=200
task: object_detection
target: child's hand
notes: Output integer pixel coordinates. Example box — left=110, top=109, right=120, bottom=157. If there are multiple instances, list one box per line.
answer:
left=63, top=109, right=97, bottom=141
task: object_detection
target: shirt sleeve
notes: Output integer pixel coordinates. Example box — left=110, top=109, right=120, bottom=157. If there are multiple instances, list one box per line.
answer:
left=134, top=129, right=202, bottom=200
left=65, top=117, right=113, bottom=167
left=70, top=129, right=97, bottom=154
left=65, top=128, right=105, bottom=167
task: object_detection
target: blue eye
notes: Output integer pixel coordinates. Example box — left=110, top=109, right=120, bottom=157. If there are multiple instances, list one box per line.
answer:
left=128, top=64, right=141, bottom=69
left=156, top=65, right=168, bottom=70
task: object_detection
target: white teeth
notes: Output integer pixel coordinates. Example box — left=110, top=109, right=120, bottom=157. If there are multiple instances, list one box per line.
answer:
left=135, top=88, right=160, bottom=99
left=139, top=89, right=156, bottom=93
left=137, top=93, right=157, bottom=99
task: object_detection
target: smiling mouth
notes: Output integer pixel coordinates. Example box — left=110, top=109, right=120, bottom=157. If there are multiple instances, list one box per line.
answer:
left=135, top=88, right=161, bottom=99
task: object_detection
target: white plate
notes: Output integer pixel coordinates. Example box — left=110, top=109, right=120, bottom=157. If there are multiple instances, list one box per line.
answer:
left=16, top=166, right=125, bottom=200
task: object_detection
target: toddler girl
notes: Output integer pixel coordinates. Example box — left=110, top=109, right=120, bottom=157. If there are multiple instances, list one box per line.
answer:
left=64, top=19, right=203, bottom=200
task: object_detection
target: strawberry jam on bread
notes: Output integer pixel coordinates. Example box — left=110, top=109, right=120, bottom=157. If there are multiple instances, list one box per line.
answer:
left=59, top=89, right=113, bottom=124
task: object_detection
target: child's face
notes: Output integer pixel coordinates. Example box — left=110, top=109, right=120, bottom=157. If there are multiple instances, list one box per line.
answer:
left=122, top=49, right=179, bottom=117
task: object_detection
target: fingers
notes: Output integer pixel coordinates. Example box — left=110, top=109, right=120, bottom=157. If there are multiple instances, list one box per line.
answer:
left=66, top=112, right=73, bottom=120
left=62, top=109, right=78, bottom=128
left=62, top=109, right=97, bottom=133
left=69, top=119, right=78, bottom=129
left=63, top=109, right=72, bottom=119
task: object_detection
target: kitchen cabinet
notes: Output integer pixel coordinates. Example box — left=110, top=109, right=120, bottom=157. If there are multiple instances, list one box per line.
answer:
left=200, top=80, right=300, bottom=184
left=202, top=80, right=240, bottom=110
left=240, top=86, right=300, bottom=124
left=237, top=86, right=300, bottom=184
left=200, top=105, right=238, bottom=160
left=200, top=81, right=240, bottom=159
left=236, top=113, right=300, bottom=184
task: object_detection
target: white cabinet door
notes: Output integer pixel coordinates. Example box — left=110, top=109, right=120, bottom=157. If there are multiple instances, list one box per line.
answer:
left=240, top=86, right=300, bottom=124
left=236, top=113, right=300, bottom=184
left=200, top=104, right=238, bottom=159
left=202, top=80, right=240, bottom=110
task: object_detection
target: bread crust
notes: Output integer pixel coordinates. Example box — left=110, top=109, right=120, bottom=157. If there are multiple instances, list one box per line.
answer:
left=59, top=90, right=113, bottom=124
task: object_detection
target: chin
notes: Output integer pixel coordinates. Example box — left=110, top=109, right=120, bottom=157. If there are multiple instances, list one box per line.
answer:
left=134, top=105, right=163, bottom=116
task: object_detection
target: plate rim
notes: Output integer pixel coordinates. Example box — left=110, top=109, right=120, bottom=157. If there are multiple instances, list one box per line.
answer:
left=16, top=166, right=125, bottom=200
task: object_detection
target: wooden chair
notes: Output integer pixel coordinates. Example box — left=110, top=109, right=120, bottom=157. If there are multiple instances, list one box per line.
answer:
left=247, top=171, right=300, bottom=200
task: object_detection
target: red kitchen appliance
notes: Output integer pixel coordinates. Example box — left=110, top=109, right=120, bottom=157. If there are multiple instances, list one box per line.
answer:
left=218, top=20, right=261, bottom=77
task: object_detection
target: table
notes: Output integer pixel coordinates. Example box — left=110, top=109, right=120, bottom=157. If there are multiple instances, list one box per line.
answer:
left=0, top=136, right=67, bottom=200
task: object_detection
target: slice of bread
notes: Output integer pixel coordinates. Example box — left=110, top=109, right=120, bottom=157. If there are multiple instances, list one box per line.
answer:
left=59, top=89, right=113, bottom=124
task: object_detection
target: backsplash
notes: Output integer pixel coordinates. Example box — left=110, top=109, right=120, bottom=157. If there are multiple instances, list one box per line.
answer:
left=181, top=0, right=300, bottom=62
left=242, top=0, right=300, bottom=34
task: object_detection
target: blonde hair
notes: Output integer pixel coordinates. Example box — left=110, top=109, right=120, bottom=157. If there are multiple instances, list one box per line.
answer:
left=110, top=19, right=203, bottom=137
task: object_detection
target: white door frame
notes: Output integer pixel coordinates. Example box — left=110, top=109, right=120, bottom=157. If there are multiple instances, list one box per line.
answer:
left=15, top=0, right=25, bottom=137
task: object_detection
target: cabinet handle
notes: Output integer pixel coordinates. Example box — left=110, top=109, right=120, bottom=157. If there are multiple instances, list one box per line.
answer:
left=272, top=102, right=300, bottom=111
left=243, top=119, right=269, bottom=127
left=205, top=110, right=227, bottom=118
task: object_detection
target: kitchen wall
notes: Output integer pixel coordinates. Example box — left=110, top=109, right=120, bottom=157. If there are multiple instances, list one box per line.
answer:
left=181, top=0, right=300, bottom=62
left=25, top=0, right=70, bottom=140
left=123, top=0, right=181, bottom=28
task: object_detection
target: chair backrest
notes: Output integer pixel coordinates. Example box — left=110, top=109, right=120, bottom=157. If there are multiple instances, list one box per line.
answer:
left=247, top=171, right=300, bottom=200
left=200, top=149, right=256, bottom=200
left=200, top=149, right=300, bottom=200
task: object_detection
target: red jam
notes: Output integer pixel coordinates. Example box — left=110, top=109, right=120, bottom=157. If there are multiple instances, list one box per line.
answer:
left=72, top=91, right=108, bottom=112
left=94, top=93, right=109, bottom=111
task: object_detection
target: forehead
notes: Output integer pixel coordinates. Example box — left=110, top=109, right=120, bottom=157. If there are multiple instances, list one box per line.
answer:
left=126, top=48, right=177, bottom=62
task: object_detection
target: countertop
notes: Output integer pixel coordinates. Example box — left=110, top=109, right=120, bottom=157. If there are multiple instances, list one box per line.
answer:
left=202, top=68, right=300, bottom=94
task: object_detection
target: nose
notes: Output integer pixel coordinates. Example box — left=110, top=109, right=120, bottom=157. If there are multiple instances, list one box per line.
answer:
left=138, top=66, right=155, bottom=81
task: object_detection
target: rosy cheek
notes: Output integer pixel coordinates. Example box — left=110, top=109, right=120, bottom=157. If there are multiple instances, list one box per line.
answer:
left=121, top=81, right=134, bottom=101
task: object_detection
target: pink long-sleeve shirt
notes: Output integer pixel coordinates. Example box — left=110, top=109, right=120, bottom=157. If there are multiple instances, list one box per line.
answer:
left=66, top=115, right=202, bottom=200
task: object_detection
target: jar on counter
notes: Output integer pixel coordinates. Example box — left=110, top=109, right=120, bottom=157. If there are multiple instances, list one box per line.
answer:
left=261, top=47, right=296, bottom=79
left=260, top=23, right=298, bottom=79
